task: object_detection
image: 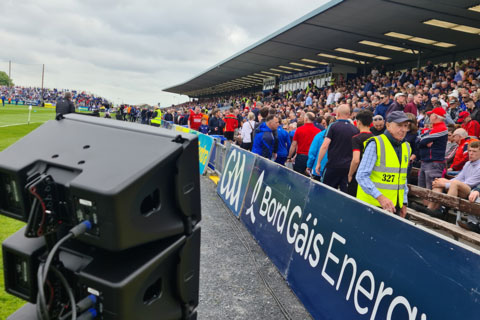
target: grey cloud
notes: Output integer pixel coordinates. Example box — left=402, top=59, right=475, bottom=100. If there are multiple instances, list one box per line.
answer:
left=0, top=0, right=327, bottom=105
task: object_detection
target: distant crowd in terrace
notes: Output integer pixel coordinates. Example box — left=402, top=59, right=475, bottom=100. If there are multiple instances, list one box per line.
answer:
left=162, top=58, right=480, bottom=234
left=0, top=85, right=110, bottom=108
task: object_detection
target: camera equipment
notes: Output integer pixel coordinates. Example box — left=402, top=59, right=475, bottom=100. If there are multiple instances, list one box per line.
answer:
left=1, top=114, right=201, bottom=319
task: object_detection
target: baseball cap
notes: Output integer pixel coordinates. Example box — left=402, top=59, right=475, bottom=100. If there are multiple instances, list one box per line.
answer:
left=394, top=92, right=406, bottom=99
left=427, top=107, right=446, bottom=117
left=386, top=111, right=412, bottom=123
left=457, top=111, right=470, bottom=123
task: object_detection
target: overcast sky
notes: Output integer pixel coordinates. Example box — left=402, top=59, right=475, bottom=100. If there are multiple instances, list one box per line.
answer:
left=0, top=0, right=328, bottom=106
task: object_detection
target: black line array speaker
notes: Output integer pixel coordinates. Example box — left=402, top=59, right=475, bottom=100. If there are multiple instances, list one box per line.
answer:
left=1, top=114, right=201, bottom=319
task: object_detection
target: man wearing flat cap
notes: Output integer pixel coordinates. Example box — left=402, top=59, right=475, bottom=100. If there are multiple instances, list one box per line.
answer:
left=356, top=111, right=412, bottom=217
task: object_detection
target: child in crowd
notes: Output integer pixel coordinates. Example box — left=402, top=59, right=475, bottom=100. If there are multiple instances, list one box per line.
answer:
left=199, top=118, right=209, bottom=134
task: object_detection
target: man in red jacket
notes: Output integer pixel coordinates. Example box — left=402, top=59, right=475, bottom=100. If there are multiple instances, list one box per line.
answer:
left=459, top=111, right=480, bottom=138
left=448, top=128, right=478, bottom=172
left=223, top=108, right=238, bottom=141
left=189, top=106, right=204, bottom=131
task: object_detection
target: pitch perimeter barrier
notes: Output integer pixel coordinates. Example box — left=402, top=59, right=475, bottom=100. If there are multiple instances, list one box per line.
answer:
left=217, top=145, right=480, bottom=320
left=160, top=121, right=216, bottom=175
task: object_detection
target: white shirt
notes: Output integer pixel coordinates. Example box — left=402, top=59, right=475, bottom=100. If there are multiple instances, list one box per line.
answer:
left=241, top=120, right=256, bottom=143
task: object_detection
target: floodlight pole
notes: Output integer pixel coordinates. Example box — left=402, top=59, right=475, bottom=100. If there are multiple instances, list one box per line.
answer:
left=8, top=60, right=11, bottom=86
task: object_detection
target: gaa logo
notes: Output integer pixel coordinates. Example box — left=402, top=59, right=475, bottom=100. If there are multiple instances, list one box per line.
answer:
left=219, top=148, right=246, bottom=212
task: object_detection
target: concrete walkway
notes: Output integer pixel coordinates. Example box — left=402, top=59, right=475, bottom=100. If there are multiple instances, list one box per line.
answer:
left=197, top=177, right=312, bottom=320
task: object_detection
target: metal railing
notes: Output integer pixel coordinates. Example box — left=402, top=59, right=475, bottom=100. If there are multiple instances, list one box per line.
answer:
left=158, top=121, right=230, bottom=176
left=212, top=141, right=230, bottom=175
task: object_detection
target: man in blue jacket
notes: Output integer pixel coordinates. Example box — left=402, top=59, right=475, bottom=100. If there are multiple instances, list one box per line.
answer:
left=252, top=115, right=279, bottom=159
left=275, top=125, right=291, bottom=165
left=306, top=126, right=329, bottom=180
left=374, top=93, right=391, bottom=120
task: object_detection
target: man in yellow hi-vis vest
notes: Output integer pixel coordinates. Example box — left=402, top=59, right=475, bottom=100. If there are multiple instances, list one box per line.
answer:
left=150, top=108, right=162, bottom=127
left=356, top=111, right=412, bottom=217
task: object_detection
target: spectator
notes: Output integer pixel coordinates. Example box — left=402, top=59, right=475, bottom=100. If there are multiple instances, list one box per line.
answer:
left=404, top=93, right=420, bottom=116
left=316, top=104, right=359, bottom=192
left=428, top=141, right=480, bottom=217
left=240, top=112, right=256, bottom=150
left=415, top=107, right=449, bottom=216
left=404, top=112, right=420, bottom=171
left=459, top=184, right=480, bottom=233
left=55, top=92, right=75, bottom=116
left=374, top=93, right=391, bottom=120
left=223, top=108, right=238, bottom=141
left=306, top=116, right=335, bottom=180
left=305, top=92, right=313, bottom=106
left=288, top=122, right=297, bottom=141
left=252, top=115, right=279, bottom=159
left=275, top=125, right=291, bottom=166
left=164, top=109, right=174, bottom=122
left=465, top=97, right=480, bottom=123
left=370, top=115, right=386, bottom=136
left=234, top=108, right=242, bottom=128
left=385, top=92, right=406, bottom=117
left=459, top=111, right=480, bottom=138
left=347, top=110, right=374, bottom=196
left=420, top=93, right=432, bottom=111
left=447, top=96, right=462, bottom=123
left=178, top=108, right=189, bottom=126
left=356, top=111, right=412, bottom=217
left=189, top=106, right=203, bottom=131
left=199, top=118, right=209, bottom=134
left=287, top=112, right=321, bottom=175
left=448, top=128, right=478, bottom=172
left=445, top=126, right=458, bottom=166
left=208, top=109, right=223, bottom=135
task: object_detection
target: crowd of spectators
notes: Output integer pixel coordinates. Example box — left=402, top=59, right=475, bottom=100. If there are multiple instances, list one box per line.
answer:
left=0, top=85, right=110, bottom=109
left=163, top=58, right=480, bottom=233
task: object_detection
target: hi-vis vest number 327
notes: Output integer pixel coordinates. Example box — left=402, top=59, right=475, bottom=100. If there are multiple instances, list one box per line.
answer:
left=356, top=134, right=411, bottom=208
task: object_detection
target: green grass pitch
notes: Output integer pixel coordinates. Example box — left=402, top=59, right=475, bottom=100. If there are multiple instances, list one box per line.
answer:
left=0, top=104, right=56, bottom=317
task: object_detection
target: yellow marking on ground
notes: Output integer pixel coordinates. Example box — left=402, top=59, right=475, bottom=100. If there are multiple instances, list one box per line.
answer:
left=209, top=175, right=220, bottom=185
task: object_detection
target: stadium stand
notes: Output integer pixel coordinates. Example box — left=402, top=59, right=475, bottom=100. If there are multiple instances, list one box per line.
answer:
left=159, top=58, right=480, bottom=238
left=0, top=85, right=110, bottom=108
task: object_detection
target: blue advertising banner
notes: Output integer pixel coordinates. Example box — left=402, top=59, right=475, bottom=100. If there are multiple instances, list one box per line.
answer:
left=217, top=146, right=256, bottom=217
left=215, top=145, right=480, bottom=320
left=239, top=157, right=312, bottom=276
left=283, top=180, right=480, bottom=320
left=197, top=133, right=214, bottom=175
left=170, top=124, right=213, bottom=175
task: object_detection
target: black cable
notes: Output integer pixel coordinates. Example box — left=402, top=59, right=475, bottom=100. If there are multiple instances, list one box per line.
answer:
left=36, top=221, right=92, bottom=320
left=41, top=233, right=73, bottom=282
left=36, top=233, right=74, bottom=319
left=37, top=265, right=50, bottom=320
left=50, top=265, right=77, bottom=320
left=59, top=295, right=97, bottom=320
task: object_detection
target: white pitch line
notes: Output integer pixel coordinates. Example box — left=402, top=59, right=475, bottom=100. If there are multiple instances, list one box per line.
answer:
left=0, top=121, right=45, bottom=128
